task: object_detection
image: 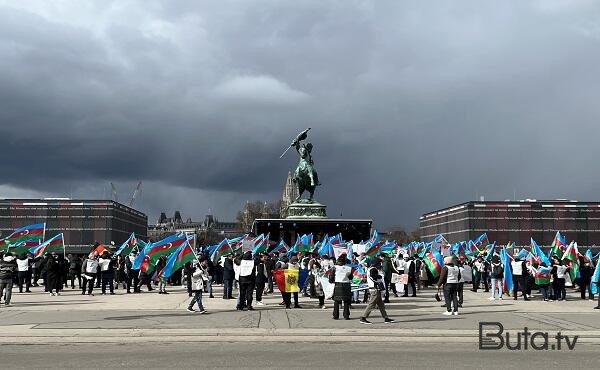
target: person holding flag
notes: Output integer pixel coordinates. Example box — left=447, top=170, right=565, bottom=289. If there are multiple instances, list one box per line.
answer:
left=593, top=257, right=600, bottom=309
left=187, top=257, right=208, bottom=314
left=551, top=256, right=569, bottom=301
left=81, top=251, right=99, bottom=296
left=0, top=252, right=17, bottom=305
left=532, top=262, right=552, bottom=301
left=579, top=257, right=594, bottom=301
left=511, top=256, right=529, bottom=301
left=125, top=251, right=140, bottom=293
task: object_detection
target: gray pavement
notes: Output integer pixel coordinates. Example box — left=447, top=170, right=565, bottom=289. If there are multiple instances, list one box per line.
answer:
left=1, top=342, right=599, bottom=369
left=1, top=284, right=600, bottom=368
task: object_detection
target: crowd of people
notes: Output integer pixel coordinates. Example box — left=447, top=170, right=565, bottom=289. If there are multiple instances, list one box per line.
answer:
left=1, top=245, right=598, bottom=322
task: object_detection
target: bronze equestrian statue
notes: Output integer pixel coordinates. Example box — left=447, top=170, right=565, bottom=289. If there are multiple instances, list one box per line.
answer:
left=280, top=128, right=321, bottom=203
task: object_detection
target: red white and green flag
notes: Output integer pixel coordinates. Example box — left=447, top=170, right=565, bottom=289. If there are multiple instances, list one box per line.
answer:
left=156, top=241, right=196, bottom=280
left=2, top=223, right=45, bottom=249
left=561, top=241, right=580, bottom=280
left=423, top=247, right=444, bottom=278
left=211, top=239, right=234, bottom=264
left=551, top=231, right=566, bottom=257
left=115, top=233, right=137, bottom=256
left=29, top=233, right=64, bottom=257
left=139, top=233, right=187, bottom=273
left=535, top=266, right=551, bottom=285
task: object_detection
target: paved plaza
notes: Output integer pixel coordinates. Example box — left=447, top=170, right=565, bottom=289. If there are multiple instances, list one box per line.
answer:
left=2, top=284, right=599, bottom=369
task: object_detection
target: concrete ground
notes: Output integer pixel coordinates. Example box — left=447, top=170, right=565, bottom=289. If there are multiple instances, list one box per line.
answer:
left=1, top=283, right=599, bottom=368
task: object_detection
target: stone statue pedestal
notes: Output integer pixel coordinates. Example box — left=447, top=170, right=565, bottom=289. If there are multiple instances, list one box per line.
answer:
left=286, top=202, right=327, bottom=219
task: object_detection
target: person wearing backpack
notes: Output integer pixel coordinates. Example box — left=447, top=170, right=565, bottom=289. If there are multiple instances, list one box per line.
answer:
left=489, top=255, right=504, bottom=301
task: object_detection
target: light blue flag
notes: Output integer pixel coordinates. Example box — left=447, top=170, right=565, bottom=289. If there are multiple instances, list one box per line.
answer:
left=132, top=242, right=152, bottom=270
left=531, top=238, right=551, bottom=267
left=591, top=255, right=600, bottom=294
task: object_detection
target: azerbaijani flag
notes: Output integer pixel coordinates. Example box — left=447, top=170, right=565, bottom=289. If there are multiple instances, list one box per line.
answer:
left=484, top=243, right=496, bottom=261
left=270, top=240, right=288, bottom=255
left=473, top=233, right=489, bottom=249
left=272, top=268, right=301, bottom=293
left=551, top=231, right=566, bottom=257
left=228, top=236, right=244, bottom=254
left=132, top=242, right=152, bottom=270
left=139, top=232, right=187, bottom=272
left=423, top=247, right=443, bottom=278
left=29, top=233, right=65, bottom=257
left=156, top=241, right=196, bottom=280
left=352, top=265, right=367, bottom=284
left=591, top=255, right=600, bottom=295
left=318, top=239, right=335, bottom=257
left=531, top=238, right=551, bottom=267
left=535, top=266, right=551, bottom=285
left=253, top=233, right=270, bottom=254
left=211, top=238, right=233, bottom=264
left=501, top=245, right=514, bottom=294
left=329, top=234, right=343, bottom=246
left=8, top=242, right=35, bottom=257
left=297, top=234, right=314, bottom=253
left=561, top=242, right=580, bottom=280
left=516, top=248, right=531, bottom=261
left=115, top=233, right=137, bottom=256
left=381, top=242, right=397, bottom=256
left=140, top=255, right=154, bottom=274
left=466, top=240, right=479, bottom=256
left=2, top=223, right=45, bottom=248
left=585, top=249, right=594, bottom=266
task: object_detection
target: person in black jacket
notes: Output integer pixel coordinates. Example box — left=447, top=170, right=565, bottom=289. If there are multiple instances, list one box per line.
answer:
left=330, top=255, right=353, bottom=320
left=235, top=251, right=256, bottom=310
left=579, top=259, right=594, bottom=300
left=206, top=258, right=215, bottom=298
left=402, top=255, right=417, bottom=297
left=125, top=252, right=140, bottom=293
left=183, top=261, right=194, bottom=297
left=67, top=254, right=82, bottom=289
left=511, top=256, right=529, bottom=300
left=100, top=251, right=116, bottom=295
left=46, top=252, right=63, bottom=296
left=222, top=254, right=235, bottom=299
left=255, top=254, right=268, bottom=305
left=0, top=252, right=17, bottom=305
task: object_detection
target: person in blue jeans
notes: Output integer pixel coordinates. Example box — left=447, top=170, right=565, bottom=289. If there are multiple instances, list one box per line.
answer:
left=489, top=255, right=504, bottom=300
left=188, top=263, right=207, bottom=313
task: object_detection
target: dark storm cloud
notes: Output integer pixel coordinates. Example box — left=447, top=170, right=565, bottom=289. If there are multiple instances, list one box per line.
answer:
left=1, top=0, right=600, bottom=228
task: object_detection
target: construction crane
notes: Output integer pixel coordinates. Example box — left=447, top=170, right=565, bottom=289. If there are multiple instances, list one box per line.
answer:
left=110, top=182, right=118, bottom=202
left=129, top=181, right=143, bottom=208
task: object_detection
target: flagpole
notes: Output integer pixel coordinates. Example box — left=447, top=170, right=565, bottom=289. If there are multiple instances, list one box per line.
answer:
left=189, top=240, right=201, bottom=262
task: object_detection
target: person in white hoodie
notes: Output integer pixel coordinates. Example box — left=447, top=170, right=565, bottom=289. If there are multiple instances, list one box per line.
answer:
left=187, top=260, right=208, bottom=314
left=16, top=254, right=31, bottom=293
left=81, top=253, right=99, bottom=296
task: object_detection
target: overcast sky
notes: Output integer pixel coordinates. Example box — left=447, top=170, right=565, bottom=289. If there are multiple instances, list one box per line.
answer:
left=1, top=0, right=600, bottom=229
